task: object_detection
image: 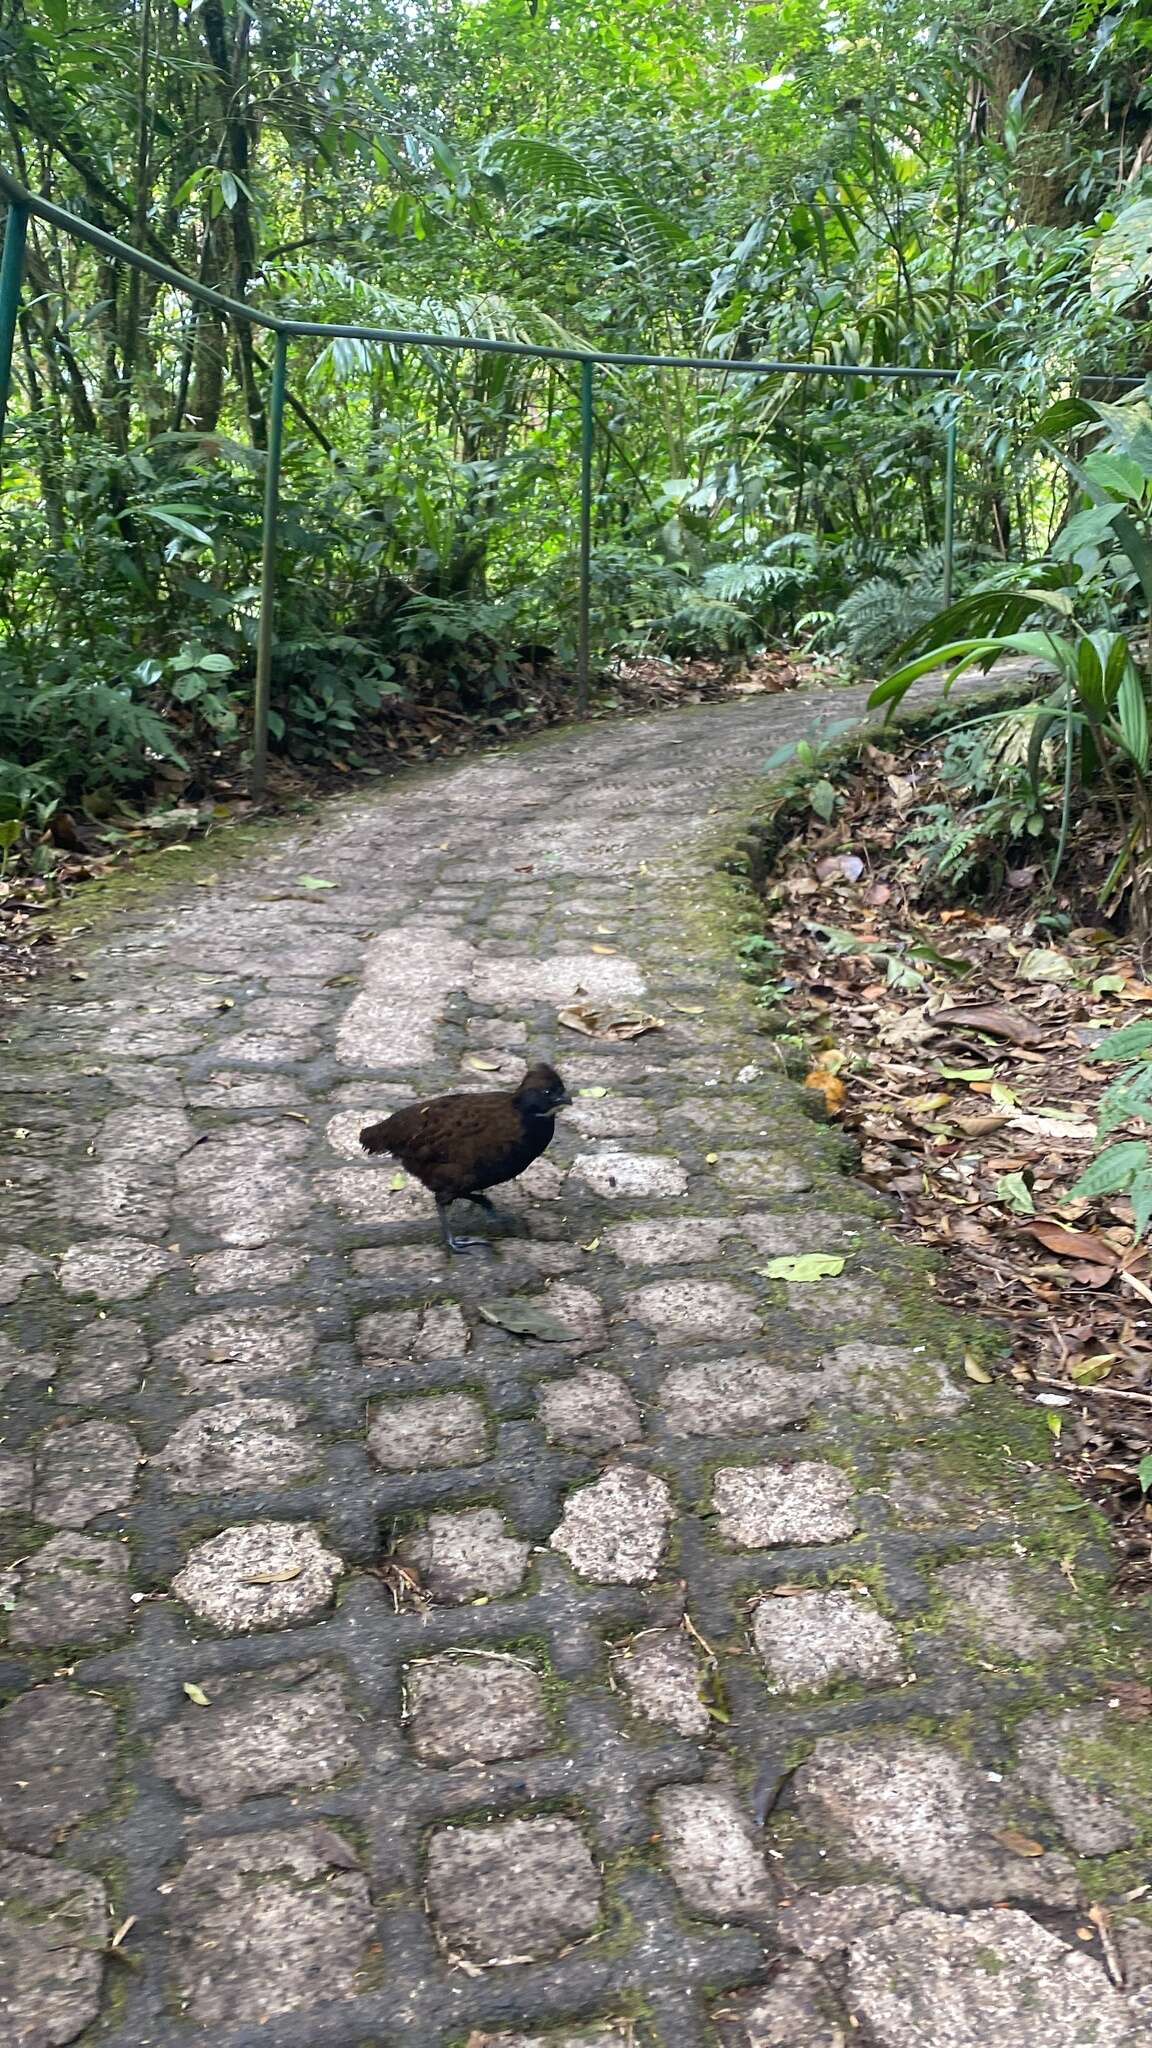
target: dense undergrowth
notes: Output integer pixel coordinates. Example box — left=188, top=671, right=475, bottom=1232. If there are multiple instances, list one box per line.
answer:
left=748, top=698, right=1152, bottom=1584
left=4, top=0, right=1152, bottom=840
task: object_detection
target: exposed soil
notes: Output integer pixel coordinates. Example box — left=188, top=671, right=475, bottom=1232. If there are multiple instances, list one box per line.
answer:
left=755, top=719, right=1152, bottom=1588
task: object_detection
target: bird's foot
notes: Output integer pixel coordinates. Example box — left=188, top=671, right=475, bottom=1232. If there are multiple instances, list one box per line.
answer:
left=445, top=1231, right=496, bottom=1255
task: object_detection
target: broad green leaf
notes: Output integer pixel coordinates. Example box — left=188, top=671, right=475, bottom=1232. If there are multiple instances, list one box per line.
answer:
left=1050, top=504, right=1120, bottom=559
left=1116, top=663, right=1149, bottom=768
left=1139, top=1454, right=1152, bottom=1494
left=761, top=1254, right=847, bottom=1280
left=295, top=874, right=338, bottom=890
left=1076, top=634, right=1104, bottom=710
left=136, top=506, right=214, bottom=546
left=868, top=638, right=1005, bottom=711
left=809, top=778, right=838, bottom=823
left=997, top=1171, right=1035, bottom=1214
left=1091, top=199, right=1152, bottom=311
left=1112, top=511, right=1152, bottom=615
left=1081, top=450, right=1148, bottom=502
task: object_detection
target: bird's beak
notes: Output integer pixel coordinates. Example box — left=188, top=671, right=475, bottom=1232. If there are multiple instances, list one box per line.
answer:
left=556, top=1090, right=573, bottom=1109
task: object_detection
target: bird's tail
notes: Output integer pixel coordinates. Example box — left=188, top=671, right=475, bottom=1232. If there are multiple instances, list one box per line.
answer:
left=359, top=1120, right=396, bottom=1156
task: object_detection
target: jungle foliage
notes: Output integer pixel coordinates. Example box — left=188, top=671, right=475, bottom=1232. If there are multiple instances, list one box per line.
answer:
left=2, top=0, right=1152, bottom=814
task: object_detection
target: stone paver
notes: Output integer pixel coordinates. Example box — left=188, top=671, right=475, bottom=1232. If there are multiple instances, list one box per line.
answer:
left=425, top=1816, right=601, bottom=1962
left=751, top=1588, right=904, bottom=1694
left=405, top=1651, right=552, bottom=1762
left=3, top=670, right=1150, bottom=2046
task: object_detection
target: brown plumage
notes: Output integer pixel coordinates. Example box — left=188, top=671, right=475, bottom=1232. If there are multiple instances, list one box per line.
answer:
left=360, top=1062, right=571, bottom=1252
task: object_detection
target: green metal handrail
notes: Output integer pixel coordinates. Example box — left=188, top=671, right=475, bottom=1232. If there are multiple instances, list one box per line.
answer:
left=0, top=165, right=968, bottom=795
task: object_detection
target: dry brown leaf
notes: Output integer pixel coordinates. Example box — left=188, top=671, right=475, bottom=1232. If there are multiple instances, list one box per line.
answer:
left=931, top=1003, right=1047, bottom=1047
left=246, top=1566, right=303, bottom=1585
left=1023, top=1222, right=1120, bottom=1267
left=1010, top=1111, right=1096, bottom=1142
left=963, top=1353, right=993, bottom=1383
left=557, top=1001, right=664, bottom=1041
left=994, top=1829, right=1046, bottom=1857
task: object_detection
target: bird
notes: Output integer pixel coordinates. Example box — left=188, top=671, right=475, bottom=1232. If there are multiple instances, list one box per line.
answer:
left=360, top=1062, right=571, bottom=1252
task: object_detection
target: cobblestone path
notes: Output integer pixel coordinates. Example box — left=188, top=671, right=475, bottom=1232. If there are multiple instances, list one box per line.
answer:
left=3, top=686, right=1152, bottom=2048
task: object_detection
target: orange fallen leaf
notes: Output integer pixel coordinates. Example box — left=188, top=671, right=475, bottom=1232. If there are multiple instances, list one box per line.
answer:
left=994, top=1829, right=1046, bottom=1857
left=805, top=1067, right=845, bottom=1114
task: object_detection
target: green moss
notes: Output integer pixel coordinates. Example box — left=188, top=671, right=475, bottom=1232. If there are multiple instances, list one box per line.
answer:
left=1063, top=1719, right=1152, bottom=1820
left=973, top=1947, right=1008, bottom=1975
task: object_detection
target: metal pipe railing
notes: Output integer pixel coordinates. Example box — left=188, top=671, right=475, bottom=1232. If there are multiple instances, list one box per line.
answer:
left=0, top=163, right=990, bottom=793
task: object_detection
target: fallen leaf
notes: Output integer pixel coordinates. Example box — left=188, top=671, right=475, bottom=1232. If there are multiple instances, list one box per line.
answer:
left=557, top=1001, right=664, bottom=1041
left=997, top=1171, right=1036, bottom=1214
left=463, top=1054, right=502, bottom=1072
left=477, top=1297, right=577, bottom=1342
left=963, top=1353, right=993, bottom=1383
left=931, top=1003, right=1047, bottom=1047
left=805, top=1067, right=846, bottom=1114
left=762, top=1253, right=847, bottom=1280
left=579, top=1237, right=601, bottom=1252
left=1009, top=1112, right=1096, bottom=1142
left=1068, top=1354, right=1116, bottom=1383
left=578, top=1086, right=609, bottom=1098
left=1023, top=1222, right=1120, bottom=1267
left=994, top=1829, right=1047, bottom=1857
left=389, top=1172, right=408, bottom=1191
left=1018, top=949, right=1076, bottom=984
left=182, top=1682, right=211, bottom=1707
left=246, top=1566, right=303, bottom=1585
left=816, top=853, right=865, bottom=883
left=589, top=944, right=619, bottom=955
left=295, top=874, right=338, bottom=891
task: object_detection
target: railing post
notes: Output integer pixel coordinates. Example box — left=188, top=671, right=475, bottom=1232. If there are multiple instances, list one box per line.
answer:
left=0, top=200, right=29, bottom=468
left=942, top=410, right=958, bottom=610
left=252, top=330, right=288, bottom=800
left=577, top=356, right=594, bottom=718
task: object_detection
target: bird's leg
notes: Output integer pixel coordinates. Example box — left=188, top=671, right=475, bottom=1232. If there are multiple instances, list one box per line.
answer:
left=436, top=1193, right=492, bottom=1254
left=467, top=1191, right=519, bottom=1233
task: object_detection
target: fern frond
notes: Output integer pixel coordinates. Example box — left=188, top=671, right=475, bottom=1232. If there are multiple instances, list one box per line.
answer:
left=480, top=134, right=691, bottom=274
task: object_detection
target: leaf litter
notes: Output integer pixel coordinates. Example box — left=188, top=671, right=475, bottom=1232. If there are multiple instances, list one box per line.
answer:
left=757, top=729, right=1152, bottom=1589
